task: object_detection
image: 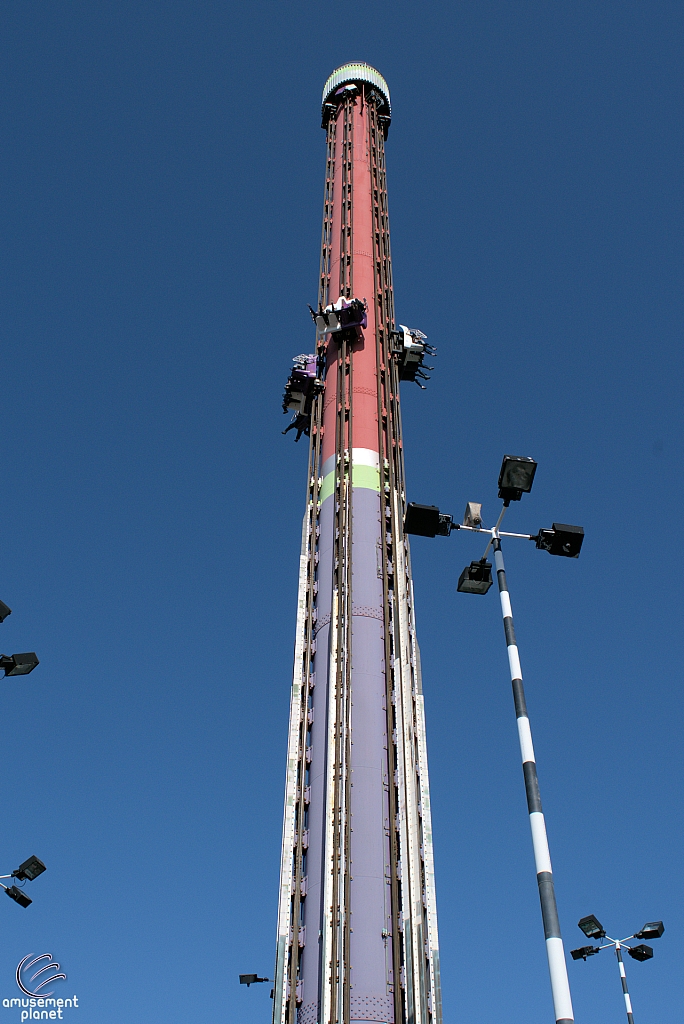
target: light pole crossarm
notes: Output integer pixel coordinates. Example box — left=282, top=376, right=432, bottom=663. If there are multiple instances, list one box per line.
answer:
left=492, top=536, right=574, bottom=1024
left=458, top=525, right=535, bottom=540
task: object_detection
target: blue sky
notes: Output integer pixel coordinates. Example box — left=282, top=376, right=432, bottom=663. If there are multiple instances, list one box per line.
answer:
left=0, top=1, right=681, bottom=1021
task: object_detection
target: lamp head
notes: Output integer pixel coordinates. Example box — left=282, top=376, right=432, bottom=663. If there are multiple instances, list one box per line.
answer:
left=404, top=503, right=453, bottom=538
left=536, top=524, right=584, bottom=558
left=635, top=921, right=664, bottom=940
left=628, top=944, right=654, bottom=962
left=0, top=653, right=39, bottom=676
left=5, top=886, right=31, bottom=908
left=12, top=856, right=46, bottom=882
left=571, top=946, right=600, bottom=961
left=0, top=601, right=11, bottom=623
left=457, top=560, right=493, bottom=595
left=578, top=915, right=606, bottom=940
left=498, top=455, right=537, bottom=504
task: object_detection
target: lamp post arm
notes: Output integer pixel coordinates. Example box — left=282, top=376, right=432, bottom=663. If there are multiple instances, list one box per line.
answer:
left=615, top=944, right=635, bottom=1024
left=492, top=537, right=574, bottom=1024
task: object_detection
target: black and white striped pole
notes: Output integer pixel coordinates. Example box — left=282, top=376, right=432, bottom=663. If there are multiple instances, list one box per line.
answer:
left=492, top=533, right=573, bottom=1024
left=571, top=915, right=664, bottom=1024
left=404, top=455, right=585, bottom=1024
left=616, top=945, right=635, bottom=1024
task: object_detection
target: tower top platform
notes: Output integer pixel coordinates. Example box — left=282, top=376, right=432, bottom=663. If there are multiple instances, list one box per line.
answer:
left=321, top=63, right=391, bottom=130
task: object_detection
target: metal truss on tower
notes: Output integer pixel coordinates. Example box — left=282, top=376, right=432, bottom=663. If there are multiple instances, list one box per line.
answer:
left=274, top=64, right=442, bottom=1024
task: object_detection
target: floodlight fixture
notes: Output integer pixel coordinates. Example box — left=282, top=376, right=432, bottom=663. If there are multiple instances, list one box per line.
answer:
left=627, top=944, right=653, bottom=963
left=578, top=914, right=606, bottom=940
left=4, top=885, right=31, bottom=908
left=635, top=921, right=664, bottom=940
left=457, top=560, right=493, bottom=595
left=572, top=915, right=663, bottom=1024
left=536, top=524, right=585, bottom=558
left=497, top=455, right=537, bottom=504
left=12, top=856, right=46, bottom=882
left=571, top=945, right=600, bottom=961
left=239, top=974, right=269, bottom=987
left=0, top=653, right=39, bottom=676
left=0, top=601, right=11, bottom=623
left=404, top=503, right=453, bottom=538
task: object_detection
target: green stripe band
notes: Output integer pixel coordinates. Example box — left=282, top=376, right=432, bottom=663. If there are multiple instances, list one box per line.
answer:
left=320, top=465, right=381, bottom=502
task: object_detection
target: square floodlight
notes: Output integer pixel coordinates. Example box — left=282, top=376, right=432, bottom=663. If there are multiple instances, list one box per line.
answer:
left=571, top=946, right=599, bottom=961
left=578, top=915, right=606, bottom=940
left=404, top=503, right=441, bottom=538
left=536, top=524, right=584, bottom=558
left=635, top=921, right=664, bottom=940
left=628, top=944, right=653, bottom=962
left=0, top=601, right=11, bottom=623
left=2, top=653, right=39, bottom=676
left=498, top=455, right=537, bottom=503
left=5, top=885, right=31, bottom=908
left=457, top=560, right=493, bottom=595
left=12, top=856, right=46, bottom=882
left=240, top=975, right=258, bottom=986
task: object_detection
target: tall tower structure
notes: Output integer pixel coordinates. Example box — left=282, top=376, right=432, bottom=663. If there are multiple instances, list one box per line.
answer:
left=274, top=64, right=442, bottom=1024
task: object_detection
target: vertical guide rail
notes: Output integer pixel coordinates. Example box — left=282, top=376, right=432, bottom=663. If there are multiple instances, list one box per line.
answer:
left=369, top=90, right=403, bottom=1024
left=341, top=92, right=354, bottom=1024
left=412, top=633, right=443, bottom=1024
left=324, top=93, right=355, bottom=1024
left=492, top=537, right=574, bottom=1024
left=368, top=89, right=442, bottom=1024
left=273, top=112, right=335, bottom=1024
left=276, top=367, right=324, bottom=1024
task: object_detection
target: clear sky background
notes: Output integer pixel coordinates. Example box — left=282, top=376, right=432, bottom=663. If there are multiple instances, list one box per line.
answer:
left=0, top=1, right=681, bottom=1022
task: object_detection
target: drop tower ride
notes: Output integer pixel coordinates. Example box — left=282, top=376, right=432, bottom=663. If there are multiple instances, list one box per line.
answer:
left=274, top=64, right=442, bottom=1024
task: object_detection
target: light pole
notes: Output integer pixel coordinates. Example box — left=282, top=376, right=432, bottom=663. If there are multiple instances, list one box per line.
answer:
left=404, top=455, right=584, bottom=1024
left=571, top=915, right=663, bottom=1024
